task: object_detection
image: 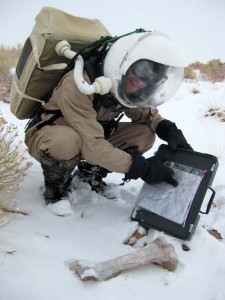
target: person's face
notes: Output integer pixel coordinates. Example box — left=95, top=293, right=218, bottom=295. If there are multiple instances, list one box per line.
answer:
left=122, top=67, right=148, bottom=95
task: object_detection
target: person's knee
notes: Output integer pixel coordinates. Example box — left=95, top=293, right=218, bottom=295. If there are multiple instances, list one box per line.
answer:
left=27, top=125, right=82, bottom=161
left=44, top=129, right=81, bottom=161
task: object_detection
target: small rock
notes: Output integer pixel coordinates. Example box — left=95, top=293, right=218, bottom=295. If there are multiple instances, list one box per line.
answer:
left=207, top=229, right=222, bottom=240
left=182, top=244, right=190, bottom=251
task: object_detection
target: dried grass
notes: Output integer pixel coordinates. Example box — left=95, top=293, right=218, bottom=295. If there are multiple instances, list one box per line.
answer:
left=0, top=112, right=32, bottom=227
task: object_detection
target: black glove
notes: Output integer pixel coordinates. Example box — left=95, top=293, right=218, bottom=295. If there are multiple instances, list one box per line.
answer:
left=156, top=120, right=193, bottom=151
left=126, top=150, right=178, bottom=187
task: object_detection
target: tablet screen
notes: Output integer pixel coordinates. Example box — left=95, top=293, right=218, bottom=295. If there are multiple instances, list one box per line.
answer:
left=135, top=162, right=206, bottom=226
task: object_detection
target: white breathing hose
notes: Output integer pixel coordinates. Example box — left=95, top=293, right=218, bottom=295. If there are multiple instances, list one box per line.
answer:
left=55, top=41, right=112, bottom=95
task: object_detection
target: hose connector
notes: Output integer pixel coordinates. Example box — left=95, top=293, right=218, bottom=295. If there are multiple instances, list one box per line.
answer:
left=55, top=40, right=71, bottom=56
left=93, top=77, right=112, bottom=95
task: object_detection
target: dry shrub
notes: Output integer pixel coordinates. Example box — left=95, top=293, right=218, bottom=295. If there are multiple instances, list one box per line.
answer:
left=200, top=98, right=225, bottom=122
left=204, top=107, right=225, bottom=122
left=0, top=44, right=22, bottom=73
left=0, top=112, right=32, bottom=227
left=0, top=44, right=21, bottom=103
left=184, top=66, right=197, bottom=80
left=0, top=72, right=13, bottom=103
left=192, top=87, right=200, bottom=94
left=189, top=59, right=225, bottom=82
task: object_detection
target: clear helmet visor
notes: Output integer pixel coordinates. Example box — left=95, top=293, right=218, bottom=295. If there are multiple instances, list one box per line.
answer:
left=117, top=59, right=184, bottom=108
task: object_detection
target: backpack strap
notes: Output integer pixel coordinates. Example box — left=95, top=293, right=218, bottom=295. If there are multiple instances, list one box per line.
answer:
left=93, top=93, right=124, bottom=113
left=84, top=47, right=124, bottom=113
left=24, top=109, right=63, bottom=132
left=36, top=110, right=63, bottom=130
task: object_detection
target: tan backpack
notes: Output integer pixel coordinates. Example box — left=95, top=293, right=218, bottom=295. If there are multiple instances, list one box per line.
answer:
left=10, top=6, right=111, bottom=119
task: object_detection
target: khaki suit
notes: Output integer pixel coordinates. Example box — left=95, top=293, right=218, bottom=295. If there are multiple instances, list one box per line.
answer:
left=25, top=70, right=164, bottom=174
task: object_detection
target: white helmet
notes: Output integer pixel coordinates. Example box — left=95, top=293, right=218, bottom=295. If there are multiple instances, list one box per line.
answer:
left=103, top=31, right=188, bottom=108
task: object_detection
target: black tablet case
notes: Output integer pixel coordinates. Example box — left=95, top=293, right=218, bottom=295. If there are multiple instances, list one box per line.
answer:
left=131, top=145, right=219, bottom=240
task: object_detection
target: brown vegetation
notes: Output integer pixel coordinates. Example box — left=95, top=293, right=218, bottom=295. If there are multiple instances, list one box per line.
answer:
left=0, top=44, right=22, bottom=73
left=0, top=45, right=21, bottom=103
left=0, top=113, right=32, bottom=227
left=185, top=59, right=225, bottom=81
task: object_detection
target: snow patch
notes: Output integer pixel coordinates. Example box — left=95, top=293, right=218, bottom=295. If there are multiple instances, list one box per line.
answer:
left=1, top=80, right=225, bottom=300
left=47, top=199, right=74, bottom=216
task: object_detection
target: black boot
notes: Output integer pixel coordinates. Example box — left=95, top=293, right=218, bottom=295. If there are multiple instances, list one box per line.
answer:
left=77, top=161, right=110, bottom=194
left=40, top=151, right=80, bottom=204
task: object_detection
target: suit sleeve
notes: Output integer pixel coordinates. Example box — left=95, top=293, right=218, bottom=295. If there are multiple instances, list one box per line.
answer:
left=124, top=107, right=165, bottom=132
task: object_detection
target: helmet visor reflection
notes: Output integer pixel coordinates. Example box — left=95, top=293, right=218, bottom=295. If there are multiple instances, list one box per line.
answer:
left=118, top=62, right=183, bottom=108
left=130, top=60, right=168, bottom=87
left=121, top=60, right=168, bottom=105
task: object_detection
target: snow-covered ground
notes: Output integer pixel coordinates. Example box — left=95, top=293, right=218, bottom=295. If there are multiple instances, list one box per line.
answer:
left=0, top=80, right=225, bottom=300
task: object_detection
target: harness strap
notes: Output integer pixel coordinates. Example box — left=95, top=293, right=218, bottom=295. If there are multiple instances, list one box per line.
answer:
left=93, top=93, right=124, bottom=113
left=13, top=80, right=44, bottom=104
left=36, top=110, right=63, bottom=130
